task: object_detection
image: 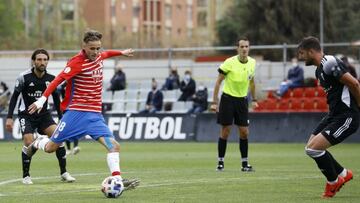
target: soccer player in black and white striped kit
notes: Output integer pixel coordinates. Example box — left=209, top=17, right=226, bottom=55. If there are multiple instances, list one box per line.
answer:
left=6, top=49, right=75, bottom=184
left=298, top=37, right=360, bottom=198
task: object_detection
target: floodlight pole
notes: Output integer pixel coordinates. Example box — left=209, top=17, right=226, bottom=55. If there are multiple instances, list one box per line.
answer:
left=320, top=0, right=324, bottom=50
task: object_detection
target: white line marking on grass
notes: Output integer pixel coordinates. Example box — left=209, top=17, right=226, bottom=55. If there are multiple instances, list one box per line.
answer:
left=0, top=172, right=107, bottom=186
left=0, top=174, right=322, bottom=197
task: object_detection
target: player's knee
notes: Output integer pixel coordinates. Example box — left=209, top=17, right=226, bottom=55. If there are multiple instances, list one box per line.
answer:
left=239, top=129, right=248, bottom=138
left=23, top=134, right=34, bottom=146
left=221, top=126, right=231, bottom=138
left=112, top=141, right=120, bottom=152
left=103, top=137, right=119, bottom=152
left=305, top=147, right=325, bottom=158
left=23, top=140, right=32, bottom=147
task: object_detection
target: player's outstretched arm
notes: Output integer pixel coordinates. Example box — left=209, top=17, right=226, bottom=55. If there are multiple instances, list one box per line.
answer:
left=120, top=48, right=134, bottom=57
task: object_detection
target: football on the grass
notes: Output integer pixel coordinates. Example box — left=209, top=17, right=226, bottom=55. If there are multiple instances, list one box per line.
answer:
left=101, top=176, right=124, bottom=198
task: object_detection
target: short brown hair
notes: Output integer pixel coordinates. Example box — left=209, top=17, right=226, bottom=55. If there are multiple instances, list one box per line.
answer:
left=83, top=30, right=102, bottom=43
left=237, top=36, right=249, bottom=46
left=297, top=36, right=321, bottom=52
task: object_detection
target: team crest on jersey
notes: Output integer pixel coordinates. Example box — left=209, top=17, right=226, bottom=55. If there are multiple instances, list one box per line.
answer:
left=45, top=81, right=50, bottom=87
left=92, top=69, right=103, bottom=83
left=64, top=67, right=71, bottom=73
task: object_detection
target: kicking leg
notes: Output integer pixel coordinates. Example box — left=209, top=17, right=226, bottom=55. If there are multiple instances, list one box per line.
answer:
left=97, top=136, right=139, bottom=190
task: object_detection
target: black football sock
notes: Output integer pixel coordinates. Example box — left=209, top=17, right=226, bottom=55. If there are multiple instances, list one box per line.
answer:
left=74, top=139, right=79, bottom=148
left=327, top=151, right=344, bottom=175
left=218, top=137, right=227, bottom=160
left=22, top=145, right=37, bottom=178
left=56, top=146, right=67, bottom=175
left=65, top=141, right=71, bottom=150
left=22, top=151, right=32, bottom=178
left=240, top=138, right=248, bottom=167
left=313, top=151, right=338, bottom=182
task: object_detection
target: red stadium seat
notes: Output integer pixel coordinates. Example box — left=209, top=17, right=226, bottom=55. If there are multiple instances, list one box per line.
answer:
left=316, top=86, right=327, bottom=97
left=282, top=90, right=291, bottom=99
left=278, top=99, right=290, bottom=111
left=253, top=100, right=266, bottom=111
left=316, top=98, right=328, bottom=111
left=292, top=88, right=304, bottom=98
left=304, top=87, right=316, bottom=98
left=267, top=91, right=276, bottom=99
left=303, top=98, right=316, bottom=111
left=290, top=98, right=302, bottom=111
left=265, top=99, right=277, bottom=111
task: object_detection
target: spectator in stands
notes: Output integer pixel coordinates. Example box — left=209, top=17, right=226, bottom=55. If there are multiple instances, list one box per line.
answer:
left=107, top=63, right=126, bottom=92
left=0, top=80, right=10, bottom=112
left=276, top=57, right=304, bottom=97
left=162, top=67, right=180, bottom=90
left=139, top=78, right=163, bottom=114
left=178, top=70, right=196, bottom=101
left=187, top=84, right=208, bottom=114
left=341, top=56, right=357, bottom=78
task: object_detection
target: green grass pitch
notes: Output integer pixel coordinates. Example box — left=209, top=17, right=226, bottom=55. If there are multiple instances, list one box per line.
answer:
left=0, top=142, right=359, bottom=202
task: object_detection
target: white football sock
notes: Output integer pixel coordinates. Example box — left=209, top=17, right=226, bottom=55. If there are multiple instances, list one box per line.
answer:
left=107, top=152, right=121, bottom=177
left=327, top=178, right=338, bottom=185
left=339, top=168, right=347, bottom=177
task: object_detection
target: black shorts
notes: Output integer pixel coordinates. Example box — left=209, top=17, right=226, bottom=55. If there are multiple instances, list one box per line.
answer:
left=217, top=93, right=249, bottom=126
left=18, top=113, right=57, bottom=135
left=312, top=112, right=359, bottom=145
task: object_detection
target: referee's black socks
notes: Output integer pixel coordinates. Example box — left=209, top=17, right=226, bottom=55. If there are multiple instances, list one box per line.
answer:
left=239, top=138, right=248, bottom=167
left=218, top=137, right=227, bottom=159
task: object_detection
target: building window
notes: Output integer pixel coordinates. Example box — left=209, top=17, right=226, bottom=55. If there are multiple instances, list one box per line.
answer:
left=165, top=4, right=171, bottom=20
left=187, top=29, right=193, bottom=38
left=187, top=5, right=192, bottom=22
left=197, top=11, right=207, bottom=27
left=165, top=27, right=171, bottom=36
left=197, top=0, right=207, bottom=7
left=143, top=0, right=161, bottom=22
left=61, top=1, right=74, bottom=21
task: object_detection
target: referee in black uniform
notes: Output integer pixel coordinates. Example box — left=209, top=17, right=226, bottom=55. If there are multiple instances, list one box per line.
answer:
left=6, top=49, right=75, bottom=184
left=211, top=37, right=258, bottom=172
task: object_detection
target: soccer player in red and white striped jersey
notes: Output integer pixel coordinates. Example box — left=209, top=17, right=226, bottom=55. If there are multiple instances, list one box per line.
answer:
left=27, top=30, right=139, bottom=190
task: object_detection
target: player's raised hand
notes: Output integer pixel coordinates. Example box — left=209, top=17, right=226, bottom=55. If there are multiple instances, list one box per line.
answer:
left=121, top=49, right=134, bottom=57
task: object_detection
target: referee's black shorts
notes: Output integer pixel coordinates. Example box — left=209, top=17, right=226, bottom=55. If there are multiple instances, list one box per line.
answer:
left=18, top=113, right=57, bottom=136
left=217, top=93, right=249, bottom=126
left=312, top=111, right=359, bottom=145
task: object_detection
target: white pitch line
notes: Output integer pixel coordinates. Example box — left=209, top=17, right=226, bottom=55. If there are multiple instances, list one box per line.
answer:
left=0, top=174, right=322, bottom=197
left=0, top=172, right=108, bottom=186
